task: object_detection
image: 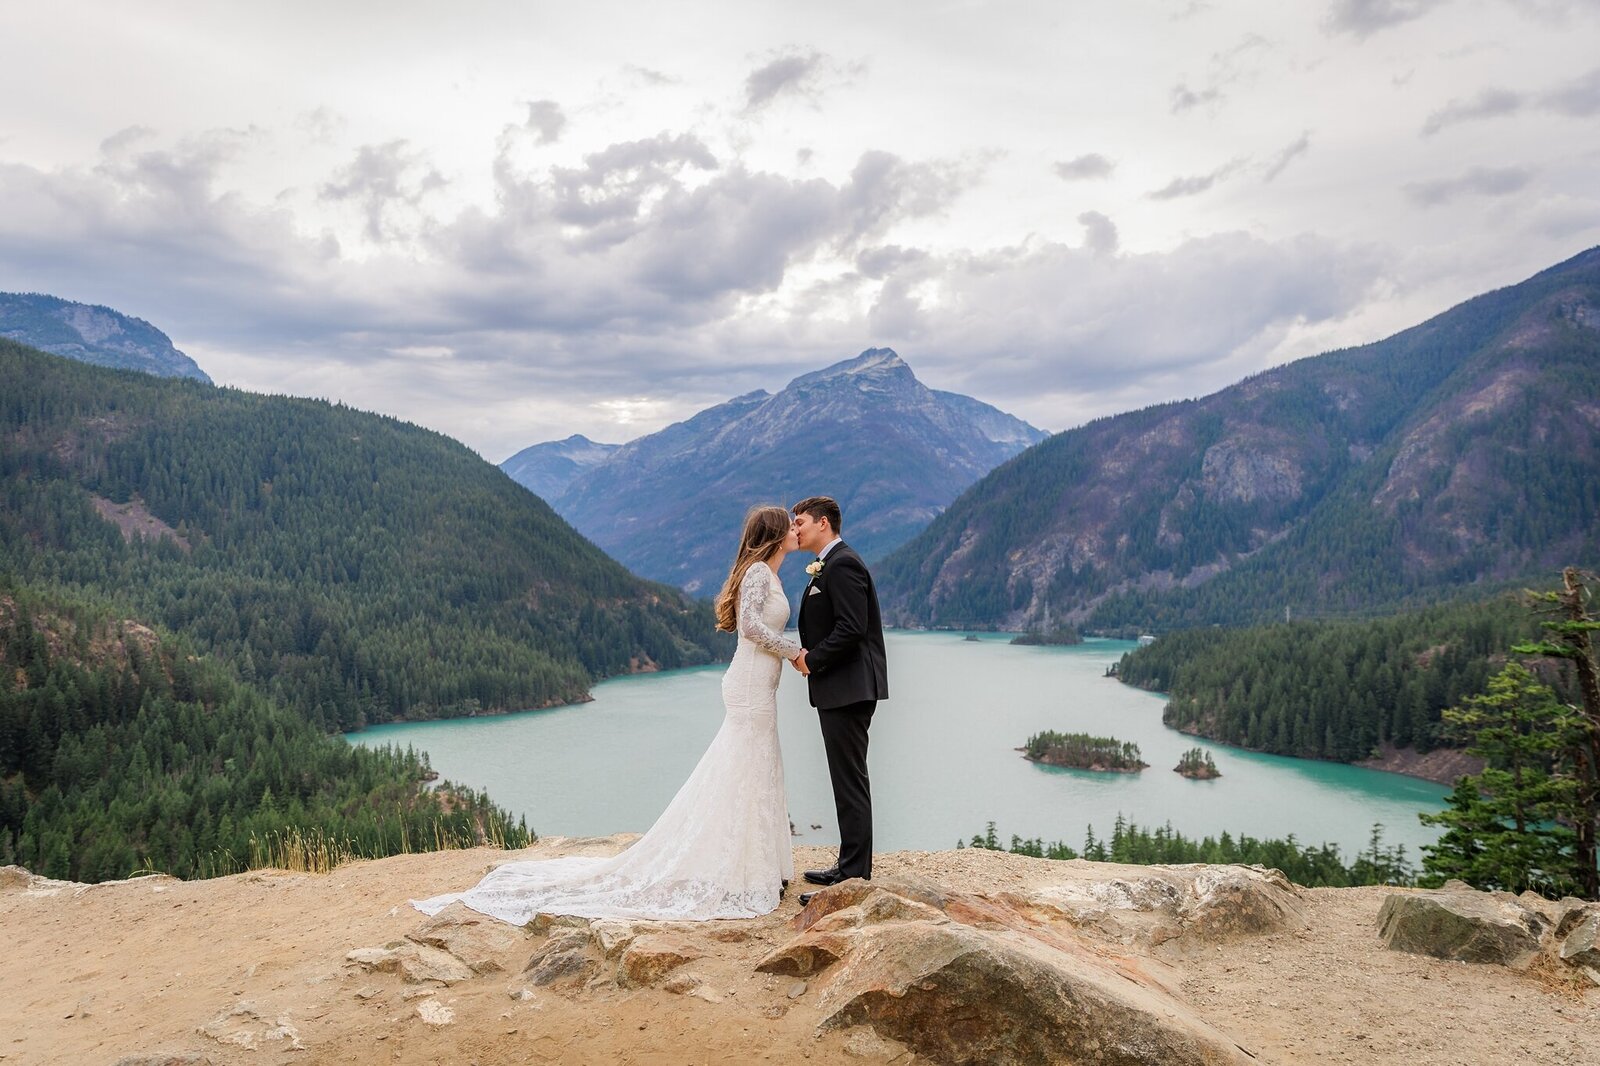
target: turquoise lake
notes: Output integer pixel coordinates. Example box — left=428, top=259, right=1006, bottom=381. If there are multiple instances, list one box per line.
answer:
left=347, top=632, right=1450, bottom=863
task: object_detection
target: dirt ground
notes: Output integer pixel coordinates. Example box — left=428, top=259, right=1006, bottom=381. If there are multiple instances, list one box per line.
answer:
left=2, top=840, right=1595, bottom=1066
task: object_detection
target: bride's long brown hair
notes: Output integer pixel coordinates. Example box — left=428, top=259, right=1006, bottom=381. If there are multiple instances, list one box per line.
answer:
left=714, top=505, right=792, bottom=632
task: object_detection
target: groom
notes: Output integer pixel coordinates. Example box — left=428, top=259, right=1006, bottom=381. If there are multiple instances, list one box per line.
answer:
left=789, top=496, right=888, bottom=904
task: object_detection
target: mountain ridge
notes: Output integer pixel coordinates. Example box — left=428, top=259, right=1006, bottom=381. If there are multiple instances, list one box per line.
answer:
left=0, top=291, right=211, bottom=382
left=879, top=246, right=1600, bottom=630
left=504, top=348, right=1048, bottom=597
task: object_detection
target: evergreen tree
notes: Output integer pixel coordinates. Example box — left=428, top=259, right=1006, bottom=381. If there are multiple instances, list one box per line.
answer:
left=1511, top=567, right=1600, bottom=898
left=1419, top=663, right=1586, bottom=896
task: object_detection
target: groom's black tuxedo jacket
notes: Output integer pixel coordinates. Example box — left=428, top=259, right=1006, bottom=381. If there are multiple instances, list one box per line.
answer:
left=797, top=542, right=888, bottom=710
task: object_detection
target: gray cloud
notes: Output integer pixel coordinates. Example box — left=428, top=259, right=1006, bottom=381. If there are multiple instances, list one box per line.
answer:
left=866, top=232, right=1390, bottom=406
left=1170, top=83, right=1224, bottom=113
left=0, top=132, right=364, bottom=346
left=744, top=51, right=825, bottom=111
left=1054, top=153, right=1116, bottom=180
left=547, top=133, right=719, bottom=232
left=523, top=100, right=567, bottom=144
left=855, top=244, right=929, bottom=279
left=1419, top=66, right=1600, bottom=135
left=321, top=140, right=447, bottom=241
left=1404, top=165, right=1533, bottom=205
left=1542, top=65, right=1600, bottom=116
left=1262, top=132, right=1312, bottom=182
left=1148, top=159, right=1244, bottom=200
left=1078, top=211, right=1119, bottom=256
left=1324, top=0, right=1450, bottom=40
left=1421, top=87, right=1524, bottom=136
left=1170, top=34, right=1272, bottom=115
left=625, top=65, right=678, bottom=86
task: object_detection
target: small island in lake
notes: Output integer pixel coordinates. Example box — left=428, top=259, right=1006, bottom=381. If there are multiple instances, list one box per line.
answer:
left=1021, top=730, right=1146, bottom=772
left=1009, top=626, right=1083, bottom=646
left=1174, top=747, right=1221, bottom=779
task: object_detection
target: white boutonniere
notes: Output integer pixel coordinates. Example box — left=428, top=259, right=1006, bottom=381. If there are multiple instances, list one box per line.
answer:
left=805, top=560, right=824, bottom=577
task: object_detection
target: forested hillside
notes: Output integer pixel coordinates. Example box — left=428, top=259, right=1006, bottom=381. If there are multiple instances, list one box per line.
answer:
left=0, top=340, right=724, bottom=733
left=881, top=247, right=1600, bottom=630
left=1114, top=595, right=1550, bottom=761
left=0, top=582, right=528, bottom=882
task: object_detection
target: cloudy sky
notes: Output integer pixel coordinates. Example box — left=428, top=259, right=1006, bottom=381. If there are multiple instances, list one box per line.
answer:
left=2, top=1, right=1597, bottom=460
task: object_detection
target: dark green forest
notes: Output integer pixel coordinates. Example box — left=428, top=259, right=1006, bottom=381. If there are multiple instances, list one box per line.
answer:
left=0, top=581, right=529, bottom=882
left=1, top=340, right=726, bottom=734
left=0, top=340, right=734, bottom=882
left=1114, top=595, right=1550, bottom=760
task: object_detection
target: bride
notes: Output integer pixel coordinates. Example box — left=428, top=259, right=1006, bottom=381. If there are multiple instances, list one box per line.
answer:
left=413, top=505, right=802, bottom=923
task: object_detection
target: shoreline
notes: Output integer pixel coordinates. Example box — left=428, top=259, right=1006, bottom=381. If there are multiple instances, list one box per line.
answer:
left=1115, top=678, right=1476, bottom=788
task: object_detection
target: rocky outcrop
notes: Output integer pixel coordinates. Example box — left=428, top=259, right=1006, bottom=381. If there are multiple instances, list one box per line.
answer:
left=337, top=862, right=1302, bottom=1061
left=1377, top=884, right=1547, bottom=967
left=1377, top=883, right=1600, bottom=985
left=0, top=292, right=212, bottom=382
left=616, top=933, right=706, bottom=987
left=404, top=902, right=522, bottom=974
left=1027, top=861, right=1305, bottom=950
left=13, top=844, right=1599, bottom=1066
left=761, top=874, right=1266, bottom=1065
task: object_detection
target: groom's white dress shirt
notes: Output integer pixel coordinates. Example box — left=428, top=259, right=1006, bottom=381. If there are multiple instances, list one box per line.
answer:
left=817, top=537, right=842, bottom=561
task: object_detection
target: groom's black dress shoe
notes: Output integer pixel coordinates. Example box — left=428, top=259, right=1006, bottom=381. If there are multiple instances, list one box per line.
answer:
left=803, top=865, right=845, bottom=886
left=798, top=890, right=819, bottom=906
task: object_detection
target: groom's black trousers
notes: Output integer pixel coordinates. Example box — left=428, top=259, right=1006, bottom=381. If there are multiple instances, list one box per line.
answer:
left=819, top=699, right=875, bottom=880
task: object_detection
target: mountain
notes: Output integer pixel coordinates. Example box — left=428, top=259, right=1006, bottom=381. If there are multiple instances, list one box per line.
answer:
left=500, top=434, right=620, bottom=502
left=0, top=339, right=723, bottom=733
left=508, top=348, right=1049, bottom=597
left=880, top=246, right=1600, bottom=630
left=0, top=292, right=211, bottom=382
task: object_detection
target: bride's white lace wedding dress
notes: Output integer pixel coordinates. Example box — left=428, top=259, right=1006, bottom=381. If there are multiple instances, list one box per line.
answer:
left=413, top=561, right=799, bottom=923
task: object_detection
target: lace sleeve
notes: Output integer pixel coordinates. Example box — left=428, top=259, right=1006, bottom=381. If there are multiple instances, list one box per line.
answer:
left=739, top=564, right=802, bottom=660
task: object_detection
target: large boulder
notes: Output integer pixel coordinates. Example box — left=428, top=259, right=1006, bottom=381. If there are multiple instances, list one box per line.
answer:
left=814, top=920, right=1250, bottom=1065
left=1556, top=910, right=1600, bottom=985
left=763, top=878, right=1254, bottom=1065
left=1376, top=888, right=1546, bottom=967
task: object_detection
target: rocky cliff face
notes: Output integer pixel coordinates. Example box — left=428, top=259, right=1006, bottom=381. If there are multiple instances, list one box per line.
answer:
left=881, top=246, right=1600, bottom=629
left=507, top=349, right=1047, bottom=596
left=0, top=292, right=212, bottom=382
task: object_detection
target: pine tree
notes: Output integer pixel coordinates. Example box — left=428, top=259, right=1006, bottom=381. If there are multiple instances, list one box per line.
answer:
left=1512, top=567, right=1600, bottom=898
left=1419, top=663, right=1585, bottom=896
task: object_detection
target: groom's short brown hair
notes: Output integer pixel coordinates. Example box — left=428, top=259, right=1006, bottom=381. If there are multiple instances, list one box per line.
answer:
left=792, top=495, right=842, bottom=534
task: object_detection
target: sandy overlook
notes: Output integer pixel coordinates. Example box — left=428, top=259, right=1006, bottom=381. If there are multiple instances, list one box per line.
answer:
left=2, top=839, right=1595, bottom=1066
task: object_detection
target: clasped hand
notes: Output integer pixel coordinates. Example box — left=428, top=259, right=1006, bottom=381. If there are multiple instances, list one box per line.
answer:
left=789, top=649, right=810, bottom=676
